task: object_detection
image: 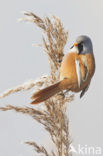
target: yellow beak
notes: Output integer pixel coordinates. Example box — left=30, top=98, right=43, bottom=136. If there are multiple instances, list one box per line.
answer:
left=73, top=42, right=78, bottom=47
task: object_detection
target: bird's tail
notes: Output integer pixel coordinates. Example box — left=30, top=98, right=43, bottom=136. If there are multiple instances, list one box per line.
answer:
left=31, top=81, right=62, bottom=104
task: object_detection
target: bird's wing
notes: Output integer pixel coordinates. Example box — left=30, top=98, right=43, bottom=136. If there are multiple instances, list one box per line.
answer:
left=80, top=82, right=90, bottom=98
left=75, top=56, right=89, bottom=88
left=75, top=59, right=82, bottom=88
left=81, top=56, right=89, bottom=82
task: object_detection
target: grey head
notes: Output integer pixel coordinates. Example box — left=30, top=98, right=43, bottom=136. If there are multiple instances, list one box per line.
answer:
left=72, top=35, right=93, bottom=54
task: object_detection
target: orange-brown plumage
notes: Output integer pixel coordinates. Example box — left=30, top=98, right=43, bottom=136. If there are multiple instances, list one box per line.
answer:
left=31, top=35, right=95, bottom=104
left=60, top=53, right=95, bottom=92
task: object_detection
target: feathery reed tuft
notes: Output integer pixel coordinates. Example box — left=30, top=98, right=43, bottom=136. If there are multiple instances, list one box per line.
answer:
left=0, top=12, right=73, bottom=156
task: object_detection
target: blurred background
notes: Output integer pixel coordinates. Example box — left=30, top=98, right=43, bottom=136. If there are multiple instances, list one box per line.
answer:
left=0, top=0, right=103, bottom=155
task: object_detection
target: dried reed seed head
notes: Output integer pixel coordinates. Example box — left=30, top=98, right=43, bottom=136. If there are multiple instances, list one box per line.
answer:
left=21, top=12, right=68, bottom=77
left=0, top=12, right=73, bottom=156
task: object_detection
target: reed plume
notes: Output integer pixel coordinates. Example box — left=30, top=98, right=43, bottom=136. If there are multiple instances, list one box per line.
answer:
left=0, top=12, right=74, bottom=156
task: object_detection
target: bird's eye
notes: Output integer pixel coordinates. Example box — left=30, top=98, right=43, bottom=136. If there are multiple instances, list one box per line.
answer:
left=78, top=42, right=83, bottom=54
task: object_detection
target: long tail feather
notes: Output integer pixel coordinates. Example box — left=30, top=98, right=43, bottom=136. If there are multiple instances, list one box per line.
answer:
left=31, top=82, right=61, bottom=104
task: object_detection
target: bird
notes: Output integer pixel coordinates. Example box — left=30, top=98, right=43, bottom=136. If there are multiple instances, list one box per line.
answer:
left=31, top=35, right=95, bottom=104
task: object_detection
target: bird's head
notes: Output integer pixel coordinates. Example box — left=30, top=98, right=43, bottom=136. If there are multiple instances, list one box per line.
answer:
left=70, top=35, right=93, bottom=55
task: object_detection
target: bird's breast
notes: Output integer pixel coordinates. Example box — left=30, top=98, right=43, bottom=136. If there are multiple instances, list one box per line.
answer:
left=60, top=52, right=78, bottom=82
left=59, top=52, right=95, bottom=92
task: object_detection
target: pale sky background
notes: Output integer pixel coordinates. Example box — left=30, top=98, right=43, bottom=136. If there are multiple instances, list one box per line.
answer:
left=0, top=0, right=103, bottom=156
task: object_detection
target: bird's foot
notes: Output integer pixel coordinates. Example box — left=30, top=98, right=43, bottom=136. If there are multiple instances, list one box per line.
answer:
left=58, top=89, right=69, bottom=99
